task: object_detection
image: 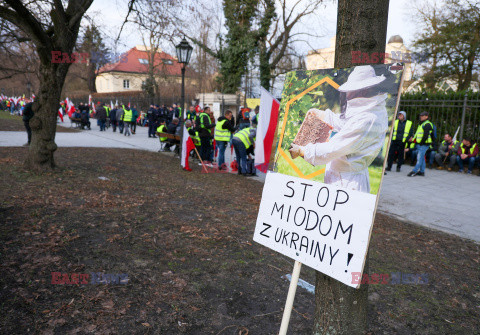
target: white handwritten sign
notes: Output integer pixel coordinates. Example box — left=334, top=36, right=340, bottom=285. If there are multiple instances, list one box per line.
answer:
left=253, top=171, right=377, bottom=288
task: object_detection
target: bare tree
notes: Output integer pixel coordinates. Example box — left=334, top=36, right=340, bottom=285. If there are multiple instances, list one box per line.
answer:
left=129, top=0, right=181, bottom=102
left=0, top=0, right=93, bottom=171
left=255, top=0, right=325, bottom=90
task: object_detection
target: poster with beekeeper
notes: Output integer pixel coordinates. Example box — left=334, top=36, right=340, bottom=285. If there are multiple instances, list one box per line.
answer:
left=273, top=64, right=404, bottom=195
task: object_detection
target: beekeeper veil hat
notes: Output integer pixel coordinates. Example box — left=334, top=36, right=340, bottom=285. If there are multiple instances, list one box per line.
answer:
left=338, top=65, right=386, bottom=92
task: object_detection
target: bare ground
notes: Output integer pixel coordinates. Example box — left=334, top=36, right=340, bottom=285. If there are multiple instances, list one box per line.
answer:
left=0, top=147, right=478, bottom=335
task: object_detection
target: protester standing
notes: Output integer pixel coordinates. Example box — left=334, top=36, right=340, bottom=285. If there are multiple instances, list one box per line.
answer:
left=214, top=110, right=236, bottom=170
left=197, top=106, right=215, bottom=163
left=117, top=106, right=124, bottom=134
left=110, top=107, right=118, bottom=132
left=95, top=105, right=107, bottom=131
left=408, top=111, right=435, bottom=177
left=22, top=99, right=34, bottom=146
left=386, top=111, right=413, bottom=172
left=122, top=105, right=133, bottom=136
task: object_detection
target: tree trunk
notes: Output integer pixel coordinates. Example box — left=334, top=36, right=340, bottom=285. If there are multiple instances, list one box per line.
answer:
left=24, top=64, right=66, bottom=171
left=87, top=62, right=97, bottom=93
left=259, top=41, right=271, bottom=91
left=314, top=1, right=389, bottom=334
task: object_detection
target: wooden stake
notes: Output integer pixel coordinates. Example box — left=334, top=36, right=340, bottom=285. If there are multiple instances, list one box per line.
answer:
left=193, top=146, right=209, bottom=173
left=279, top=261, right=302, bottom=335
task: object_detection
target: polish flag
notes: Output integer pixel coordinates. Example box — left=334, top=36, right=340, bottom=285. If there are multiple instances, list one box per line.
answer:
left=254, top=87, right=280, bottom=173
left=58, top=107, right=64, bottom=122
left=181, top=126, right=196, bottom=171
left=110, top=101, right=114, bottom=110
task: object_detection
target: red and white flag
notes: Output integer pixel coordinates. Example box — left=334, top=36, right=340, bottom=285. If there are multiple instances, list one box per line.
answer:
left=181, top=126, right=196, bottom=171
left=58, top=107, right=64, bottom=122
left=254, top=87, right=280, bottom=173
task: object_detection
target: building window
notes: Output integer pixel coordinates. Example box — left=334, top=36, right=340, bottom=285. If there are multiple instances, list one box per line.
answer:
left=123, top=79, right=130, bottom=89
left=162, top=59, right=173, bottom=65
left=139, top=58, right=148, bottom=64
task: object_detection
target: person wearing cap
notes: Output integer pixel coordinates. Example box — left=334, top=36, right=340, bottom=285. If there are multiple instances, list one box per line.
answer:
left=407, top=111, right=435, bottom=177
left=386, top=111, right=413, bottom=172
left=289, top=65, right=388, bottom=193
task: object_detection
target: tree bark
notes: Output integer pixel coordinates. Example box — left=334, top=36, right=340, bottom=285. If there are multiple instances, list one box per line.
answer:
left=87, top=62, right=97, bottom=93
left=259, top=40, right=271, bottom=90
left=314, top=1, right=389, bottom=334
left=24, top=63, right=68, bottom=171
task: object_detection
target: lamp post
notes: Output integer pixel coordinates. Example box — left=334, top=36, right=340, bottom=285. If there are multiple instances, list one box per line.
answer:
left=26, top=81, right=31, bottom=98
left=175, top=36, right=193, bottom=156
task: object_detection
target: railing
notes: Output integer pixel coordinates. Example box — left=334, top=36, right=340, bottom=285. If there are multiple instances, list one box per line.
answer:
left=399, top=92, right=480, bottom=142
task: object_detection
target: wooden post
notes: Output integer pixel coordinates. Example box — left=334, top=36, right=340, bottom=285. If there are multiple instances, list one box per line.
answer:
left=278, top=261, right=302, bottom=335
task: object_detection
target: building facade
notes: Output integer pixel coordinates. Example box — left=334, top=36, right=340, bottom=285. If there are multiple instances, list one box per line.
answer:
left=95, top=45, right=194, bottom=94
left=306, top=35, right=414, bottom=88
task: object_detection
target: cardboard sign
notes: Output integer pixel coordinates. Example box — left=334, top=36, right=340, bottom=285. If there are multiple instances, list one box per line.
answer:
left=254, top=172, right=376, bottom=288
left=253, top=64, right=404, bottom=288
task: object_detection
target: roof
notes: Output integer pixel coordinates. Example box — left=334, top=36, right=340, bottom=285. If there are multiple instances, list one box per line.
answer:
left=388, top=35, right=404, bottom=44
left=99, top=46, right=194, bottom=76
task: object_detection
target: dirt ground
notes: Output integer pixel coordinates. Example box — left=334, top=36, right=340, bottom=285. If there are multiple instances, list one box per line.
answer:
left=0, top=111, right=78, bottom=132
left=0, top=147, right=478, bottom=335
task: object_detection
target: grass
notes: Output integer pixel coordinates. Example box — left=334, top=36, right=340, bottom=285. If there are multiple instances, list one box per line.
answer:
left=0, top=110, right=19, bottom=120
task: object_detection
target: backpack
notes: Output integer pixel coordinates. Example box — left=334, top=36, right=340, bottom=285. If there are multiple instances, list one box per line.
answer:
left=241, top=108, right=250, bottom=120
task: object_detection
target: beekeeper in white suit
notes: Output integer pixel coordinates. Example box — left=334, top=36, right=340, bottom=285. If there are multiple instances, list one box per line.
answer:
left=289, top=65, right=389, bottom=193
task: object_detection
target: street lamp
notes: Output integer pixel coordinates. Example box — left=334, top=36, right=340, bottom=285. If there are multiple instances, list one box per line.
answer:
left=26, top=81, right=31, bottom=98
left=175, top=36, right=193, bottom=157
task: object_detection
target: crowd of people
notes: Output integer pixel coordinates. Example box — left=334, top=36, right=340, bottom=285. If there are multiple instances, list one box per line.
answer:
left=386, top=111, right=480, bottom=176
left=63, top=101, right=260, bottom=176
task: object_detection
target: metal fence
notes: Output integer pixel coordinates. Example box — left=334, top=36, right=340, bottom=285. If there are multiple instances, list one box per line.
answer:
left=399, top=93, right=480, bottom=142
left=70, top=94, right=197, bottom=112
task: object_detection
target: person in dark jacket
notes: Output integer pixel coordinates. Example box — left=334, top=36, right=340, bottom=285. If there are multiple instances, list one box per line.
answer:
left=80, top=108, right=91, bottom=130
left=164, top=118, right=180, bottom=151
left=109, top=107, right=117, bottom=132
left=22, top=99, right=34, bottom=146
left=131, top=107, right=139, bottom=134
left=95, top=106, right=107, bottom=131
left=386, top=111, right=414, bottom=172
left=147, top=105, right=156, bottom=138
left=196, top=106, right=216, bottom=163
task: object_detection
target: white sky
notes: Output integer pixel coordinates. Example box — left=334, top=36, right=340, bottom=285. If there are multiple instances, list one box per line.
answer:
left=87, top=0, right=418, bottom=55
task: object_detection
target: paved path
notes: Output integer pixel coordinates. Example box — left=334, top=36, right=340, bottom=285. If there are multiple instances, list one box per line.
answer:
left=2, top=121, right=479, bottom=243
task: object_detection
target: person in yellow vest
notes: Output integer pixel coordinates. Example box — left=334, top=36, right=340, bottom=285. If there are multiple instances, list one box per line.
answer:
left=456, top=138, right=478, bottom=174
left=386, top=111, right=414, bottom=172
left=434, top=133, right=460, bottom=170
left=408, top=111, right=435, bottom=177
left=156, top=120, right=168, bottom=151
left=104, top=104, right=111, bottom=129
left=185, top=119, right=200, bottom=149
left=197, top=106, right=216, bottom=163
left=121, top=105, right=133, bottom=136
left=215, top=110, right=236, bottom=170
left=232, top=125, right=256, bottom=175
